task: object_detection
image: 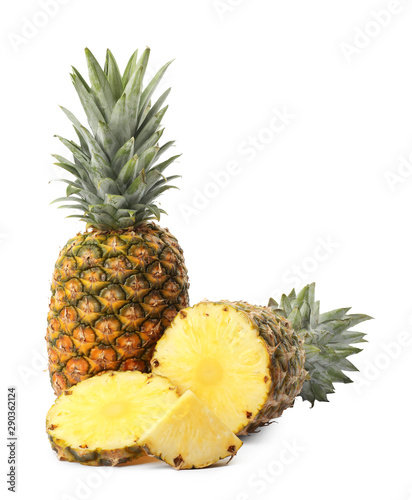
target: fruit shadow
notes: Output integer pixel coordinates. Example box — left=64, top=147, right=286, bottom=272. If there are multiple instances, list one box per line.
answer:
left=120, top=454, right=239, bottom=470
left=240, top=421, right=280, bottom=446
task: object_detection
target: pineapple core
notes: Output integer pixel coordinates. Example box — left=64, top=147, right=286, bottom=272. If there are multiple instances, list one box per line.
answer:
left=195, top=357, right=223, bottom=384
left=152, top=303, right=272, bottom=434
left=46, top=371, right=179, bottom=451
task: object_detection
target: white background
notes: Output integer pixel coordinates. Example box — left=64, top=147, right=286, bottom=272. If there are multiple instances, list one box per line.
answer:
left=1, top=0, right=412, bottom=499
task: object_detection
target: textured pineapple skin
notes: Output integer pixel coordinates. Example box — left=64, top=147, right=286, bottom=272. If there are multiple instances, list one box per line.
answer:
left=223, top=301, right=308, bottom=434
left=47, top=434, right=145, bottom=466
left=47, top=223, right=189, bottom=395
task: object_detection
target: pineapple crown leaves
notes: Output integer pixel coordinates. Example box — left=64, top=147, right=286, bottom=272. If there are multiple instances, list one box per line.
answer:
left=268, top=283, right=372, bottom=407
left=52, top=48, right=180, bottom=231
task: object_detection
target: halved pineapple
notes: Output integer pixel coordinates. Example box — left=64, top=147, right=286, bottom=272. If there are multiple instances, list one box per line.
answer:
left=139, top=390, right=242, bottom=469
left=151, top=302, right=275, bottom=434
left=46, top=371, right=179, bottom=466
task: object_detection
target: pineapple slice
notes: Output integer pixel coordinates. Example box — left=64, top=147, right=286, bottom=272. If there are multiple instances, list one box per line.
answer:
left=151, top=302, right=273, bottom=434
left=139, top=390, right=242, bottom=469
left=46, top=371, right=179, bottom=466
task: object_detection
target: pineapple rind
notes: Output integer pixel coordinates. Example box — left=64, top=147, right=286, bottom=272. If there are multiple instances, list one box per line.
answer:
left=47, top=436, right=145, bottom=467
left=46, top=371, right=179, bottom=466
left=232, top=301, right=307, bottom=433
left=138, top=390, right=243, bottom=469
left=47, top=223, right=189, bottom=395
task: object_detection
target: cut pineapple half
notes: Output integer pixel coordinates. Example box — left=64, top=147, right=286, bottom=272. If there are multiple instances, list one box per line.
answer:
left=151, top=303, right=272, bottom=434
left=139, top=390, right=242, bottom=469
left=46, top=371, right=179, bottom=466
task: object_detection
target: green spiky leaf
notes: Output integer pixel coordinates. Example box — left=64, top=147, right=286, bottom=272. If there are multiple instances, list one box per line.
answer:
left=54, top=48, right=179, bottom=230
left=85, top=48, right=116, bottom=121
left=104, top=49, right=123, bottom=100
left=268, top=283, right=371, bottom=407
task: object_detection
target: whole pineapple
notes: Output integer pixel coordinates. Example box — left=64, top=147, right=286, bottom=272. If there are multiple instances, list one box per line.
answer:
left=47, top=48, right=189, bottom=395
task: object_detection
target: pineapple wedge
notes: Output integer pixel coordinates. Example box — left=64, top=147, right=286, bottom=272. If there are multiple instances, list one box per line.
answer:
left=139, top=390, right=243, bottom=469
left=46, top=371, right=179, bottom=466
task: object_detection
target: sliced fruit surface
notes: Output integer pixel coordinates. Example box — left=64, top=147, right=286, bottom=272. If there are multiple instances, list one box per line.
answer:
left=139, top=390, right=242, bottom=469
left=151, top=302, right=272, bottom=434
left=46, top=371, right=179, bottom=466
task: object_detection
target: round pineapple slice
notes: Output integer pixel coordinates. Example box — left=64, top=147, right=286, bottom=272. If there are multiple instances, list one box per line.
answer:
left=46, top=371, right=179, bottom=466
left=151, top=301, right=307, bottom=434
left=139, top=390, right=242, bottom=469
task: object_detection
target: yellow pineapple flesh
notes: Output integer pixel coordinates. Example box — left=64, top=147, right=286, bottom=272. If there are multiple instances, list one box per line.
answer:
left=151, top=303, right=273, bottom=434
left=46, top=371, right=179, bottom=466
left=139, top=390, right=242, bottom=469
